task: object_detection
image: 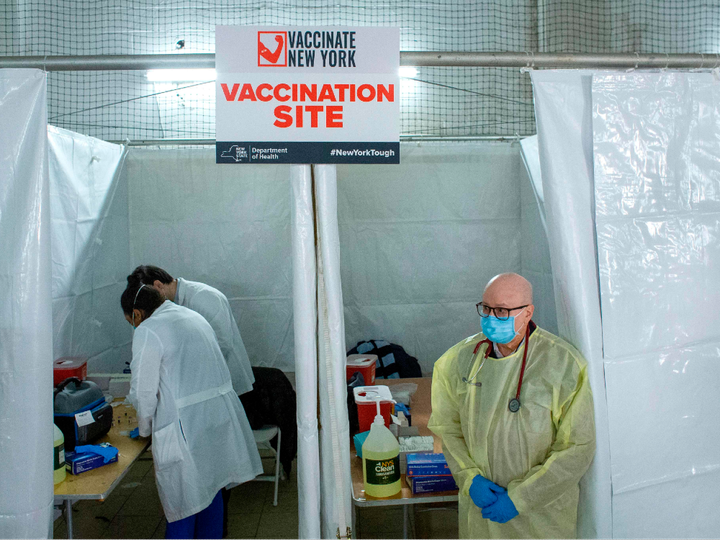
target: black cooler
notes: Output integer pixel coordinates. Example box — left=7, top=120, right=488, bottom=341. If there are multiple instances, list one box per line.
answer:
left=54, top=377, right=113, bottom=451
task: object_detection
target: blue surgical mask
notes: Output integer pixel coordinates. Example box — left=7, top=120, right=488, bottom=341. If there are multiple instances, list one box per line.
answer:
left=481, top=310, right=524, bottom=344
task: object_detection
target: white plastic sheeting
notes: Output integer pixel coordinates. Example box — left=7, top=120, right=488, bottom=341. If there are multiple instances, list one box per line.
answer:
left=592, top=72, right=720, bottom=538
left=127, top=145, right=558, bottom=373
left=519, top=137, right=558, bottom=335
left=531, top=70, right=612, bottom=539
left=48, top=126, right=130, bottom=373
left=337, top=143, right=558, bottom=367
left=519, top=135, right=547, bottom=233
left=291, top=165, right=321, bottom=539
left=126, top=149, right=294, bottom=371
left=0, top=69, right=54, bottom=538
left=291, top=165, right=352, bottom=539
left=315, top=165, right=353, bottom=538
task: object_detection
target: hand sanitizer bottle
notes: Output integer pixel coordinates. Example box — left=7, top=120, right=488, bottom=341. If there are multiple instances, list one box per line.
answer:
left=362, top=399, right=401, bottom=498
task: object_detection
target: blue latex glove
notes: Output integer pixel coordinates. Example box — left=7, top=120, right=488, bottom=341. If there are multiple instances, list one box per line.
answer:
left=469, top=474, right=503, bottom=508
left=482, top=490, right=519, bottom=523
left=74, top=444, right=119, bottom=464
left=129, top=427, right=139, bottom=439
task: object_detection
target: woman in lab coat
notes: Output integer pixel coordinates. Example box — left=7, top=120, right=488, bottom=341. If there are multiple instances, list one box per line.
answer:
left=121, top=284, right=262, bottom=539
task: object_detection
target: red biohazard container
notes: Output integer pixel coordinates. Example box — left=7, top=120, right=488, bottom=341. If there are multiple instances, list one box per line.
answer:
left=353, top=385, right=395, bottom=432
left=53, top=357, right=88, bottom=387
left=346, top=354, right=377, bottom=385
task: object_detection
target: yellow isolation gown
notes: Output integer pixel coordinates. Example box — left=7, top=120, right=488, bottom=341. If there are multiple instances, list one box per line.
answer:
left=428, top=326, right=596, bottom=539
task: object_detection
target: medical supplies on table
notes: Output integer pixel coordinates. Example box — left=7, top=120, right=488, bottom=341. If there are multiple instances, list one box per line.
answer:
left=407, top=475, right=458, bottom=494
left=398, top=435, right=434, bottom=471
left=53, top=424, right=66, bottom=484
left=65, top=443, right=119, bottom=474
left=353, top=385, right=395, bottom=432
left=54, top=377, right=113, bottom=451
left=406, top=452, right=458, bottom=494
left=346, top=354, right=377, bottom=385
left=362, top=400, right=401, bottom=498
left=53, top=356, right=88, bottom=387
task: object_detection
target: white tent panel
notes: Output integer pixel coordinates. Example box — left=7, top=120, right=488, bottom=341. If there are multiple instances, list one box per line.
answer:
left=592, top=72, right=720, bottom=538
left=315, top=165, right=353, bottom=539
left=290, top=165, right=321, bottom=539
left=530, top=70, right=612, bottom=539
left=593, top=73, right=720, bottom=358
left=126, top=149, right=295, bottom=370
left=127, top=144, right=557, bottom=374
left=337, top=143, right=554, bottom=372
left=0, top=68, right=54, bottom=539
left=48, top=126, right=130, bottom=373
left=519, top=135, right=557, bottom=334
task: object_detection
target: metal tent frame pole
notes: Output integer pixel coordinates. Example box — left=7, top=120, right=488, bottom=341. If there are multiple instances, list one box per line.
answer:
left=1, top=51, right=720, bottom=70
left=109, top=135, right=532, bottom=146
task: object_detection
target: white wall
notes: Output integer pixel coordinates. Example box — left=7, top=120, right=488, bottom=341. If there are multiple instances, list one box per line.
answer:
left=126, top=142, right=556, bottom=373
left=519, top=156, right=558, bottom=335
left=49, top=127, right=131, bottom=374
left=338, top=142, right=556, bottom=372
left=126, top=149, right=295, bottom=370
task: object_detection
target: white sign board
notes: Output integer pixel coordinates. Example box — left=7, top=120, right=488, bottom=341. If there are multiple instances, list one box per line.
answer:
left=215, top=26, right=400, bottom=164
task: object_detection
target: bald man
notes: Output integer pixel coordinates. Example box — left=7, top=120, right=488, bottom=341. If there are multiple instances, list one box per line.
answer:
left=428, top=273, right=596, bottom=539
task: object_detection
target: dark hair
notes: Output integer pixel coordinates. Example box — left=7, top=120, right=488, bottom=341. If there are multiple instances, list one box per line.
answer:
left=121, top=283, right=165, bottom=317
left=127, top=265, right=174, bottom=288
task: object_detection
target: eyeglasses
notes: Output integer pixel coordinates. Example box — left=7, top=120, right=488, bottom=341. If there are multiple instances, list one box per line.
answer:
left=476, top=302, right=529, bottom=321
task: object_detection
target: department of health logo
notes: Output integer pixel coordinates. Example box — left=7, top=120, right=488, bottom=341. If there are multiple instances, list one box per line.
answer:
left=258, top=31, right=287, bottom=67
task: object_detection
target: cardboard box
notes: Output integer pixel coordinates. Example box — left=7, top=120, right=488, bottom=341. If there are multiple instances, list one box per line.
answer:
left=406, top=452, right=452, bottom=476
left=408, top=475, right=458, bottom=494
left=65, top=448, right=118, bottom=474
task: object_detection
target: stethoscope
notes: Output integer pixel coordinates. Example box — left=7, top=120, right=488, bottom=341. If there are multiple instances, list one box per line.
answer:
left=461, top=322, right=531, bottom=413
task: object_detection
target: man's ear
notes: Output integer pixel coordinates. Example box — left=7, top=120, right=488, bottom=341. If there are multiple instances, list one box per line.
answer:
left=525, top=304, right=535, bottom=322
left=152, top=279, right=163, bottom=293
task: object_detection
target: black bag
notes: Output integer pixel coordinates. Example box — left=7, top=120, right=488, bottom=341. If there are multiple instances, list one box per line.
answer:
left=54, top=377, right=113, bottom=451
left=347, top=340, right=422, bottom=379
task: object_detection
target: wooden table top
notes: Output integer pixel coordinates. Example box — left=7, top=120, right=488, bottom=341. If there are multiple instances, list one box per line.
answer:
left=350, top=377, right=459, bottom=507
left=54, top=402, right=151, bottom=501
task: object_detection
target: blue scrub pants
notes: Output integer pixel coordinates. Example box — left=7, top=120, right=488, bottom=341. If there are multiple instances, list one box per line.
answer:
left=165, top=490, right=223, bottom=539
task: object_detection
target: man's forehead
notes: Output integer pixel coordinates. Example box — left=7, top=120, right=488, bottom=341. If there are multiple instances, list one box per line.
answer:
left=483, top=286, right=525, bottom=304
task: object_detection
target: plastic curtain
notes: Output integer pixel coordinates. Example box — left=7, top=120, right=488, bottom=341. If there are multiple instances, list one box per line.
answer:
left=291, top=164, right=321, bottom=539
left=592, top=72, right=720, bottom=538
left=519, top=135, right=547, bottom=235
left=336, top=143, right=540, bottom=369
left=125, top=144, right=558, bottom=373
left=530, top=70, right=612, bottom=539
left=314, top=165, right=352, bottom=539
left=518, top=136, right=558, bottom=334
left=0, top=69, right=54, bottom=538
left=126, top=149, right=294, bottom=371
left=292, top=164, right=352, bottom=539
left=48, top=126, right=130, bottom=373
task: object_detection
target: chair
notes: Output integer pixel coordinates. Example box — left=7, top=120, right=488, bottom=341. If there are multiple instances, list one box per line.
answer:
left=252, top=425, right=282, bottom=506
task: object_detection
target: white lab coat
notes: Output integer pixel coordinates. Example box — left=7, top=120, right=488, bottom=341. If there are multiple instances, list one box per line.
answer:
left=129, top=301, right=262, bottom=523
left=176, top=278, right=255, bottom=395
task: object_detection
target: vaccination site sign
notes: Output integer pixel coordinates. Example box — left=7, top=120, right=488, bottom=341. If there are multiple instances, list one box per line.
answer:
left=215, top=26, right=400, bottom=164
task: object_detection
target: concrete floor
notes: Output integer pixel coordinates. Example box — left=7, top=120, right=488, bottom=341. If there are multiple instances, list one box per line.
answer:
left=53, top=453, right=458, bottom=539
